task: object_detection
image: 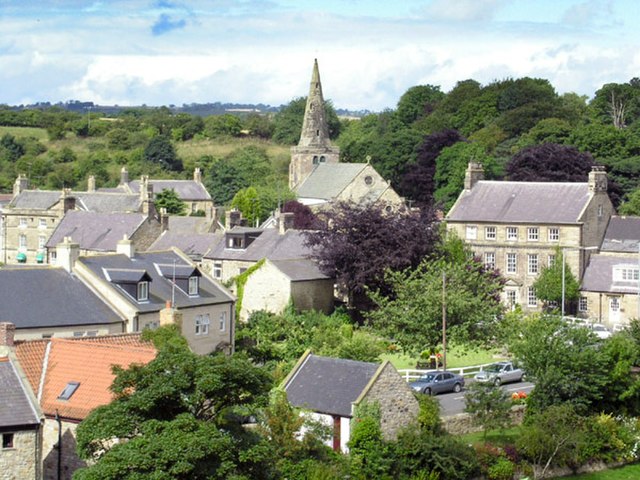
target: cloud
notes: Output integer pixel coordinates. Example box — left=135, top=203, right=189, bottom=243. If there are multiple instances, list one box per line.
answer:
left=151, top=13, right=187, bottom=35
left=422, top=0, right=508, bottom=22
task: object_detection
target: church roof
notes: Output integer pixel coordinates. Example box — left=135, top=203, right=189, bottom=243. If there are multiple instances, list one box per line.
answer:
left=296, top=163, right=368, bottom=200
left=446, top=181, right=591, bottom=224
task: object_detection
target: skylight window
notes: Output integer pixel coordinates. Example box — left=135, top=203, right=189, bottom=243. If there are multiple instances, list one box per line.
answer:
left=58, top=381, right=80, bottom=400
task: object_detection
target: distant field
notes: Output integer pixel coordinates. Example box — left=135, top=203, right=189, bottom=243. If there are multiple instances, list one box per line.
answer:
left=177, top=137, right=290, bottom=161
left=0, top=125, right=48, bottom=140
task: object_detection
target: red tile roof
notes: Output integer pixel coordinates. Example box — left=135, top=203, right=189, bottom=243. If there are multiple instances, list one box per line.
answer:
left=14, top=339, right=48, bottom=393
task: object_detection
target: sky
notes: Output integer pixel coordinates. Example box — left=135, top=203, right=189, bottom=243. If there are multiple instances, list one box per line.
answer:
left=1, top=0, right=639, bottom=111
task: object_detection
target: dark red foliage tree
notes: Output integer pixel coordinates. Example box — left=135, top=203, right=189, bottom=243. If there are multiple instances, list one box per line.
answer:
left=282, top=200, right=320, bottom=230
left=506, top=143, right=594, bottom=182
left=398, top=129, right=464, bottom=207
left=303, top=201, right=440, bottom=315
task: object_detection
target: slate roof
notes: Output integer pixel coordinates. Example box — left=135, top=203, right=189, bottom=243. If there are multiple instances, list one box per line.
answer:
left=8, top=190, right=141, bottom=212
left=0, top=267, right=124, bottom=329
left=296, top=163, right=367, bottom=200
left=446, top=181, right=592, bottom=224
left=601, top=216, right=640, bottom=253
left=46, top=211, right=147, bottom=251
left=166, top=216, right=216, bottom=234
left=127, top=179, right=211, bottom=201
left=148, top=231, right=221, bottom=259
left=9, top=191, right=62, bottom=209
left=582, top=255, right=640, bottom=294
left=271, top=259, right=331, bottom=281
left=26, top=337, right=156, bottom=420
left=0, top=357, right=41, bottom=428
left=284, top=353, right=380, bottom=417
left=205, top=228, right=313, bottom=262
left=78, top=251, right=234, bottom=312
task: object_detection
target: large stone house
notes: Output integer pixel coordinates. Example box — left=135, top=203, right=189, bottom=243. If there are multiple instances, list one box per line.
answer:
left=446, top=163, right=614, bottom=311
left=289, top=60, right=403, bottom=209
left=282, top=351, right=419, bottom=452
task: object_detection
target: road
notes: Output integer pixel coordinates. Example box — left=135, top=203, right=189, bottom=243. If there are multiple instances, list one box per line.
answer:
left=437, top=380, right=535, bottom=417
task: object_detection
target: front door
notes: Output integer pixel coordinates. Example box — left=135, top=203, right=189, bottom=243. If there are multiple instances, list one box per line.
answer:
left=609, top=297, right=621, bottom=323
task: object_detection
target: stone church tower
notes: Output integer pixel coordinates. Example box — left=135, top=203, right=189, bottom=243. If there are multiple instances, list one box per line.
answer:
left=289, top=59, right=340, bottom=190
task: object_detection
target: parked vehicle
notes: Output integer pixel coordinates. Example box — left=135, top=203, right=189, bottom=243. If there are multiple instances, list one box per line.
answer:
left=474, top=361, right=525, bottom=386
left=409, top=371, right=465, bottom=395
left=590, top=323, right=612, bottom=339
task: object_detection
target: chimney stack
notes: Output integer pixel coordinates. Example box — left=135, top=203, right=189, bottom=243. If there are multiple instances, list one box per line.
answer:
left=57, top=236, right=80, bottom=273
left=225, top=209, right=242, bottom=230
left=194, top=167, right=202, bottom=183
left=589, top=166, right=608, bottom=193
left=160, top=208, right=169, bottom=232
left=0, top=322, right=15, bottom=347
left=159, top=301, right=183, bottom=327
left=61, top=188, right=76, bottom=213
left=120, top=166, right=129, bottom=186
left=116, top=235, right=134, bottom=258
left=279, top=212, right=295, bottom=235
left=464, top=162, right=484, bottom=190
left=87, top=175, right=96, bottom=192
left=13, top=174, right=29, bottom=197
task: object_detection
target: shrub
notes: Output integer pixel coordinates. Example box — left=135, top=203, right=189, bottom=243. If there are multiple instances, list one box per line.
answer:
left=487, top=456, right=515, bottom=480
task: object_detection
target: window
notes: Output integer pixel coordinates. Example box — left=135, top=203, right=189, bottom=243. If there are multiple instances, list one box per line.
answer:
left=319, top=156, right=325, bottom=163
left=579, top=296, right=588, bottom=312
left=485, top=226, right=496, bottom=240
left=195, top=314, right=210, bottom=335
left=312, top=155, right=319, bottom=165
left=219, top=312, right=227, bottom=332
left=188, top=276, right=199, bottom=295
left=39, top=218, right=47, bottom=228
left=228, top=237, right=243, bottom=249
left=484, top=252, right=496, bottom=270
left=364, top=175, right=373, bottom=186
left=58, top=381, right=80, bottom=400
left=213, top=263, right=222, bottom=279
left=19, top=217, right=27, bottom=228
left=527, top=227, right=539, bottom=241
left=613, top=266, right=640, bottom=282
left=598, top=204, right=603, bottom=217
left=137, top=281, right=149, bottom=301
left=548, top=228, right=559, bottom=241
left=38, top=235, right=46, bottom=249
left=548, top=254, right=556, bottom=267
left=18, top=234, right=27, bottom=249
left=506, top=253, right=517, bottom=274
left=466, top=226, right=477, bottom=240
left=2, top=433, right=14, bottom=449
left=506, top=227, right=518, bottom=241
left=527, top=287, right=537, bottom=307
left=528, top=254, right=539, bottom=275
left=506, top=290, right=517, bottom=307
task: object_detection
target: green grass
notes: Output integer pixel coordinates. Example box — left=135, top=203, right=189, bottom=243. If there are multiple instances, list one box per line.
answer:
left=0, top=125, right=48, bottom=140
left=569, top=463, right=640, bottom=479
left=381, top=344, right=506, bottom=371
left=458, top=426, right=522, bottom=446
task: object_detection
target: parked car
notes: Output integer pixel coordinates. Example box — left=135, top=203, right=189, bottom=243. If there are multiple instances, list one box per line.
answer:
left=590, top=323, right=612, bottom=339
left=409, top=371, right=465, bottom=395
left=474, top=361, right=525, bottom=386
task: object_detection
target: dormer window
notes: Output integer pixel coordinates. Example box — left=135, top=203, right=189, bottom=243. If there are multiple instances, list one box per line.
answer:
left=228, top=237, right=244, bottom=249
left=137, top=281, right=149, bottom=301
left=188, top=276, right=199, bottom=296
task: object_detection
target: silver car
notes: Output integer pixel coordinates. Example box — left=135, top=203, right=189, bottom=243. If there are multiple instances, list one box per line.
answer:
left=474, top=361, right=525, bottom=386
left=409, top=371, right=465, bottom=395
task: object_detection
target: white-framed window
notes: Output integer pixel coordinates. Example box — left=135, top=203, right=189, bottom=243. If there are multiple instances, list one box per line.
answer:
left=613, top=266, right=640, bottom=282
left=38, top=218, right=47, bottom=228
left=195, top=314, right=210, bottom=335
left=548, top=227, right=560, bottom=241
left=219, top=312, right=227, bottom=332
left=527, top=287, right=537, bottom=307
left=506, top=253, right=517, bottom=274
left=213, top=263, right=222, bottom=279
left=19, top=217, right=27, bottom=228
left=466, top=225, right=477, bottom=240
left=188, top=276, right=199, bottom=295
left=506, top=227, right=518, bottom=241
left=527, top=227, right=539, bottom=241
left=137, top=281, right=149, bottom=301
left=506, top=290, right=518, bottom=307
left=578, top=296, right=588, bottom=312
left=38, top=235, right=46, bottom=249
left=528, top=254, right=539, bottom=275
left=18, top=234, right=27, bottom=249
left=484, top=252, right=496, bottom=270
left=485, top=226, right=496, bottom=240
left=548, top=254, right=556, bottom=267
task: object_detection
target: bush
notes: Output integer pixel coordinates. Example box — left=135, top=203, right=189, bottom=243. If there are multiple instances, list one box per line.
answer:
left=487, top=456, right=515, bottom=480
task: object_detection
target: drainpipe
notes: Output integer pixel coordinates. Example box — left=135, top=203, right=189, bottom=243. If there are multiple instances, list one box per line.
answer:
left=55, top=410, right=62, bottom=480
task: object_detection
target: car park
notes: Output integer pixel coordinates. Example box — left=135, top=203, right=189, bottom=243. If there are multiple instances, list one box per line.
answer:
left=474, top=361, right=525, bottom=386
left=409, top=371, right=465, bottom=395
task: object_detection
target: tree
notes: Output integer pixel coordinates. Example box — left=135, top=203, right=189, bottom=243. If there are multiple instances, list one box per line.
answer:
left=464, top=381, right=512, bottom=439
left=204, top=114, right=243, bottom=138
left=618, top=187, right=640, bottom=215
left=282, top=200, right=320, bottom=229
left=532, top=251, right=580, bottom=310
left=303, top=202, right=440, bottom=313
left=395, top=85, right=444, bottom=125
left=155, top=188, right=186, bottom=215
left=231, top=186, right=261, bottom=226
left=143, top=135, right=183, bottom=171
left=506, top=143, right=593, bottom=182
left=367, top=243, right=505, bottom=354
left=74, top=327, right=274, bottom=480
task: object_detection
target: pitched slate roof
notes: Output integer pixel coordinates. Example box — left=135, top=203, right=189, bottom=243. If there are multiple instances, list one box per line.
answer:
left=149, top=231, right=221, bottom=259
left=582, top=255, right=640, bottom=294
left=205, top=228, right=313, bottom=262
left=446, top=181, right=592, bottom=224
left=601, top=216, right=640, bottom=253
left=128, top=179, right=211, bottom=201
left=46, top=211, right=147, bottom=251
left=8, top=190, right=141, bottom=212
left=284, top=353, right=380, bottom=417
left=296, top=163, right=367, bottom=200
left=0, top=357, right=41, bottom=428
left=9, top=191, right=62, bottom=209
left=78, top=251, right=234, bottom=312
left=270, top=259, right=331, bottom=281
left=0, top=267, right=124, bottom=329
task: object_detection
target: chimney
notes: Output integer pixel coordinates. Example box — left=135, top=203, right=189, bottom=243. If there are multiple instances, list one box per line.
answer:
left=194, top=167, right=202, bottom=183
left=60, top=188, right=76, bottom=213
left=13, top=174, right=29, bottom=197
left=0, top=322, right=15, bottom=347
left=140, top=175, right=149, bottom=202
left=225, top=208, right=242, bottom=229
left=279, top=212, right=295, bottom=235
left=159, top=300, right=183, bottom=328
left=160, top=208, right=169, bottom=232
left=87, top=175, right=96, bottom=192
left=57, top=236, right=80, bottom=273
left=589, top=166, right=608, bottom=193
left=142, top=182, right=156, bottom=218
left=464, top=162, right=484, bottom=190
left=116, top=234, right=134, bottom=258
left=120, top=166, right=129, bottom=186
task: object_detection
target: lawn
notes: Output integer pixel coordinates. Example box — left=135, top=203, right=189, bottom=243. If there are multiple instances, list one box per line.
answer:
left=566, top=463, right=640, bottom=479
left=0, top=125, right=48, bottom=140
left=381, top=344, right=506, bottom=371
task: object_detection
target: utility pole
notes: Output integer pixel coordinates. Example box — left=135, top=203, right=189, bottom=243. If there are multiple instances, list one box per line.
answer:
left=442, top=270, right=447, bottom=371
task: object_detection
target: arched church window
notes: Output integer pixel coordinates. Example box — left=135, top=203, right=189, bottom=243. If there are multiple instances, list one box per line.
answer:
left=313, top=156, right=319, bottom=165
left=320, top=156, right=326, bottom=163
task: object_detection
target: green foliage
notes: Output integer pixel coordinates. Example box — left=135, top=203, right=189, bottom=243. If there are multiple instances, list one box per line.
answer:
left=154, top=188, right=186, bottom=215
left=231, top=186, right=262, bottom=225
left=272, top=97, right=340, bottom=145
left=232, top=258, right=265, bottom=318
left=532, top=249, right=580, bottom=307
left=143, top=135, right=183, bottom=171
left=349, top=401, right=393, bottom=480
left=204, top=114, right=243, bottom=138
left=464, top=382, right=513, bottom=438
left=618, top=187, right=640, bottom=215
left=416, top=394, right=443, bottom=434
left=396, top=85, right=445, bottom=125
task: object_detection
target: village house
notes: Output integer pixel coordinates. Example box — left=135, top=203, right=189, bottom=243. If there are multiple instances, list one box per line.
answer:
left=446, top=162, right=614, bottom=311
left=282, top=351, right=419, bottom=453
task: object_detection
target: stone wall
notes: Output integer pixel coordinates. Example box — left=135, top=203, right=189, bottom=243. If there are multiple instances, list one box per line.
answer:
left=290, top=279, right=334, bottom=314
left=360, top=363, right=419, bottom=441
left=0, top=428, right=40, bottom=480
left=441, top=405, right=525, bottom=435
left=41, top=419, right=85, bottom=480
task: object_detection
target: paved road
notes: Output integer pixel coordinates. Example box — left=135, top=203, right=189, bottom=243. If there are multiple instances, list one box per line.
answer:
left=437, top=380, right=535, bottom=417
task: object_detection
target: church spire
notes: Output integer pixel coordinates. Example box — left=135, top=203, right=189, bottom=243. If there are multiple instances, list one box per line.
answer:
left=297, top=59, right=331, bottom=148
